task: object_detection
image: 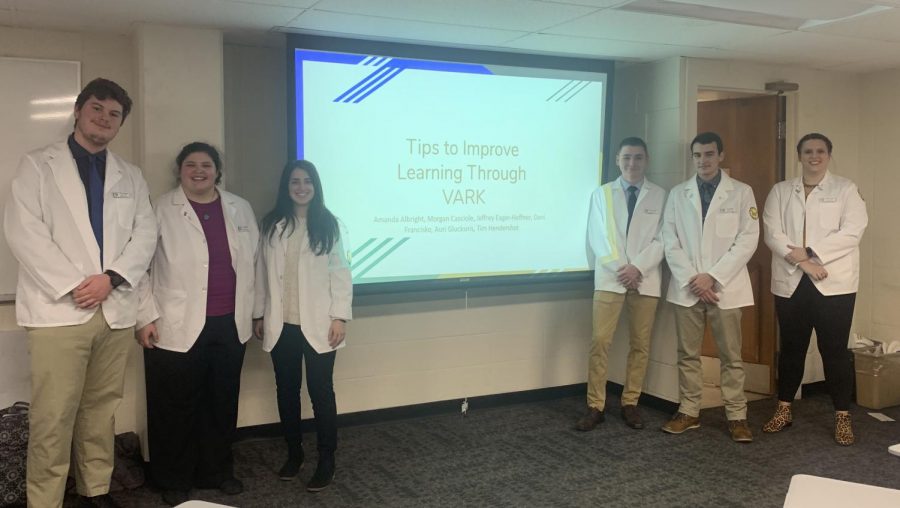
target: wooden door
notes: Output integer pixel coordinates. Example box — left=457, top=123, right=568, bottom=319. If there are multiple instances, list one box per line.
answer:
left=697, top=95, right=785, bottom=395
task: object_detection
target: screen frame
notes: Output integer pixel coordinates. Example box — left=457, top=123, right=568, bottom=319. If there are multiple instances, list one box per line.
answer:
left=287, top=34, right=615, bottom=295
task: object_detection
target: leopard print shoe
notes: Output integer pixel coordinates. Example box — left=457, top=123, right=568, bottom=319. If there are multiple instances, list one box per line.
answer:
left=762, top=403, right=792, bottom=433
left=834, top=412, right=855, bottom=446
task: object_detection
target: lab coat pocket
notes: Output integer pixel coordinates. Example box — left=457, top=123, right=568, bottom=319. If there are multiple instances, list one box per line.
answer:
left=818, top=204, right=841, bottom=231
left=156, top=286, right=187, bottom=333
left=113, top=194, right=136, bottom=229
left=715, top=214, right=738, bottom=238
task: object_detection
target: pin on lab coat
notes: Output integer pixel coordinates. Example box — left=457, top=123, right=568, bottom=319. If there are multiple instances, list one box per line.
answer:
left=254, top=219, right=352, bottom=354
left=662, top=171, right=759, bottom=310
left=763, top=171, right=867, bottom=297
left=587, top=179, right=666, bottom=297
left=136, top=187, right=259, bottom=352
left=3, top=141, right=157, bottom=327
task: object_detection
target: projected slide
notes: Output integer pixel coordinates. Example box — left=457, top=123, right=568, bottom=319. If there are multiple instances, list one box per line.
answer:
left=295, top=49, right=606, bottom=285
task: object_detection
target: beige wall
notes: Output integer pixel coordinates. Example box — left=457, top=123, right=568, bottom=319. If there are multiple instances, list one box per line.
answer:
left=860, top=68, right=900, bottom=349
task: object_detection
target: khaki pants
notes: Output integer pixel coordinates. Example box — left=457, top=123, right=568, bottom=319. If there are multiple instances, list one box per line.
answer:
left=26, top=310, right=133, bottom=508
left=673, top=302, right=747, bottom=420
left=586, top=290, right=659, bottom=411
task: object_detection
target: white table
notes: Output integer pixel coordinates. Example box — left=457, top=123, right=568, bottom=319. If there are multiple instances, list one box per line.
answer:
left=784, top=474, right=900, bottom=508
left=176, top=502, right=235, bottom=508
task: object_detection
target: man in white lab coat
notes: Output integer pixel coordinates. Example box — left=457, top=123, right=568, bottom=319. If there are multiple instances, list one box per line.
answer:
left=576, top=137, right=665, bottom=431
left=3, top=78, right=157, bottom=508
left=660, top=132, right=759, bottom=443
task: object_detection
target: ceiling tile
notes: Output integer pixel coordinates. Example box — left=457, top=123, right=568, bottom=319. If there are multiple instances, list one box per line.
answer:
left=502, top=32, right=720, bottom=60
left=285, top=9, right=529, bottom=47
left=805, top=7, right=900, bottom=42
left=545, top=9, right=789, bottom=48
left=312, top=0, right=599, bottom=32
left=662, top=0, right=877, bottom=20
left=717, top=30, right=900, bottom=69
left=9, top=0, right=305, bottom=32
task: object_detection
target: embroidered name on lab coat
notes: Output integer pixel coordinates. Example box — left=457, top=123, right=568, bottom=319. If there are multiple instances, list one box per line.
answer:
left=111, top=192, right=131, bottom=198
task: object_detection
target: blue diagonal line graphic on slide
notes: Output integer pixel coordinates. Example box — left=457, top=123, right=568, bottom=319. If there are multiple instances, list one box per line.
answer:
left=351, top=237, right=377, bottom=257
left=362, top=56, right=376, bottom=65
left=351, top=238, right=393, bottom=270
left=355, top=237, right=410, bottom=278
left=561, top=81, right=591, bottom=102
left=334, top=66, right=394, bottom=103
left=352, top=67, right=403, bottom=103
left=346, top=67, right=402, bottom=103
left=547, top=80, right=576, bottom=102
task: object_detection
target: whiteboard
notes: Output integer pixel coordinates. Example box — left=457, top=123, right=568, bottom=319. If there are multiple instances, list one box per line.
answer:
left=0, top=58, right=81, bottom=300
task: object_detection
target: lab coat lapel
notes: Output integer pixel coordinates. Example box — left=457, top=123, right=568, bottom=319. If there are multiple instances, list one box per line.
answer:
left=221, top=190, right=240, bottom=271
left=47, top=143, right=101, bottom=269
left=172, top=186, right=205, bottom=234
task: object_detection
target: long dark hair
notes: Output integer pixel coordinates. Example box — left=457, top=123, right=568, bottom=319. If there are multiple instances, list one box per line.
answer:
left=260, top=160, right=339, bottom=255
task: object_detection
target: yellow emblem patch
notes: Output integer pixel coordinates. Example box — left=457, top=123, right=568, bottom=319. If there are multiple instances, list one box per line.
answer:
left=749, top=207, right=758, bottom=220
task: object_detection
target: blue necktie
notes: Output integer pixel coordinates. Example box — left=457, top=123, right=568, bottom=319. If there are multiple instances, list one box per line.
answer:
left=700, top=182, right=714, bottom=221
left=626, top=186, right=638, bottom=235
left=87, top=155, right=104, bottom=264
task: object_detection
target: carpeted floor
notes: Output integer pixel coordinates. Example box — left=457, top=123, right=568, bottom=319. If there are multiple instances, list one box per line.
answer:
left=68, top=392, right=900, bottom=507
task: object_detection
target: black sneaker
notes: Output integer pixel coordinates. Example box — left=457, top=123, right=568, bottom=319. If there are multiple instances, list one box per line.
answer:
left=306, top=459, right=335, bottom=492
left=77, top=494, right=121, bottom=508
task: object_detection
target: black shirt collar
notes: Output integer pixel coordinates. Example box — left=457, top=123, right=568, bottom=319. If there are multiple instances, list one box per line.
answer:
left=67, top=133, right=107, bottom=162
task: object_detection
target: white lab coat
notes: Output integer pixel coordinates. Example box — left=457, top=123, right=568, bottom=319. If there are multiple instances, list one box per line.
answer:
left=587, top=178, right=666, bottom=297
left=254, top=219, right=352, bottom=354
left=136, top=187, right=259, bottom=352
left=3, top=141, right=157, bottom=328
left=662, top=171, right=759, bottom=309
left=763, top=171, right=867, bottom=297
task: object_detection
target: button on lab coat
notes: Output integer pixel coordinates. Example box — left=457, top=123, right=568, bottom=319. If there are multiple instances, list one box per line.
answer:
left=136, top=187, right=259, bottom=352
left=3, top=141, right=157, bottom=328
left=662, top=171, right=759, bottom=310
left=763, top=171, right=867, bottom=297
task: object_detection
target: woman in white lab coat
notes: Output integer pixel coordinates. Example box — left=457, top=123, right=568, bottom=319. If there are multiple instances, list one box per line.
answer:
left=253, top=159, right=352, bottom=492
left=762, top=133, right=867, bottom=445
left=136, top=142, right=259, bottom=504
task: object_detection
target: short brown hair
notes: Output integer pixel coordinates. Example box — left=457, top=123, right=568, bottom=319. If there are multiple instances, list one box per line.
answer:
left=75, top=78, right=132, bottom=124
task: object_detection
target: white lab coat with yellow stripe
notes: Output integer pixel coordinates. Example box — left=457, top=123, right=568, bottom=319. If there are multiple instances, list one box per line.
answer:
left=587, top=179, right=666, bottom=297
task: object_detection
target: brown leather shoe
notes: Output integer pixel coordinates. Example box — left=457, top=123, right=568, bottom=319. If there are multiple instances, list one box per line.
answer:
left=621, top=405, right=644, bottom=429
left=728, top=419, right=754, bottom=443
left=575, top=407, right=605, bottom=431
left=661, top=412, right=700, bottom=434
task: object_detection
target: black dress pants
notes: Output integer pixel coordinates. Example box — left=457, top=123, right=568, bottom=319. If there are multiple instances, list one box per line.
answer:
left=144, top=314, right=246, bottom=490
left=270, top=324, right=337, bottom=456
left=774, top=275, right=856, bottom=410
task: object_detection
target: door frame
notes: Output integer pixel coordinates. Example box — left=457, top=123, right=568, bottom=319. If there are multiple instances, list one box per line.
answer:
left=693, top=86, right=797, bottom=395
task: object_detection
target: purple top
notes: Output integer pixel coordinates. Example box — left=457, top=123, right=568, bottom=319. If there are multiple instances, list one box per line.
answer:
left=189, top=196, right=236, bottom=317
